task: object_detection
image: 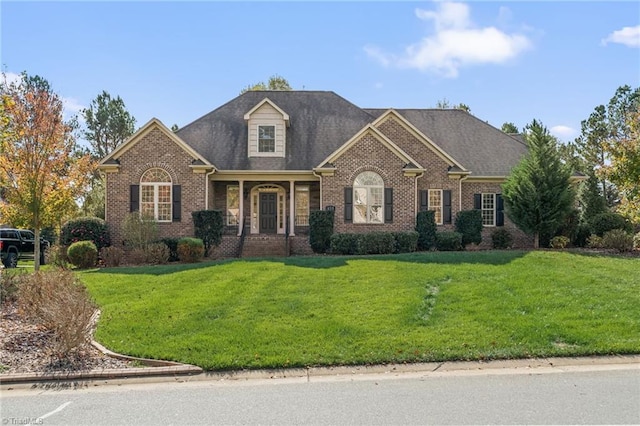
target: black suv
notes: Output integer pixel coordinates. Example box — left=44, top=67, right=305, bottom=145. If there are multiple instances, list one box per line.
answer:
left=0, top=228, right=49, bottom=268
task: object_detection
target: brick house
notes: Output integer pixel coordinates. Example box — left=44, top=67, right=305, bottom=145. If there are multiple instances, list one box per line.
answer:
left=99, top=90, right=534, bottom=256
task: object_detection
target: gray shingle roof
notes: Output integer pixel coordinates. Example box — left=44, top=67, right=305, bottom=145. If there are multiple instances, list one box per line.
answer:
left=176, top=91, right=527, bottom=176
left=176, top=91, right=374, bottom=171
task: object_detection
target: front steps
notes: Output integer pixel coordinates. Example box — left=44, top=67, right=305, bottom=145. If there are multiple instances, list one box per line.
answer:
left=241, top=234, right=289, bottom=258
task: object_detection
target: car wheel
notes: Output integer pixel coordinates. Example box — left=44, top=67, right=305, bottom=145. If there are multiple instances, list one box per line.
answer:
left=4, top=252, right=18, bottom=268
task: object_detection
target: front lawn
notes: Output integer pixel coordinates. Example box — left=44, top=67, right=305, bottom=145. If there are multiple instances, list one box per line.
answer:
left=80, top=250, right=640, bottom=370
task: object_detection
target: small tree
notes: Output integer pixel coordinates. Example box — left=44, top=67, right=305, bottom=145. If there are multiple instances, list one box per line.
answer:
left=454, top=210, right=483, bottom=247
left=121, top=212, right=158, bottom=250
left=416, top=211, right=437, bottom=250
left=309, top=210, right=334, bottom=253
left=192, top=210, right=224, bottom=254
left=502, top=120, right=575, bottom=248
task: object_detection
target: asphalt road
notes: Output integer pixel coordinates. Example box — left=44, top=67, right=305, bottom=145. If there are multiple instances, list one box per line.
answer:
left=1, top=366, right=639, bottom=425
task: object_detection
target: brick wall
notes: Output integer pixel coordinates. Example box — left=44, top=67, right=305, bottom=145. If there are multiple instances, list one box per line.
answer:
left=105, top=127, right=206, bottom=245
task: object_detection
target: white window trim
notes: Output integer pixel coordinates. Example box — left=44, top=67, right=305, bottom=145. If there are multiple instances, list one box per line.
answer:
left=226, top=185, right=239, bottom=226
left=140, top=169, right=172, bottom=223
left=295, top=185, right=310, bottom=226
left=482, top=193, right=496, bottom=227
left=428, top=189, right=443, bottom=225
left=257, top=124, right=276, bottom=154
left=353, top=172, right=384, bottom=224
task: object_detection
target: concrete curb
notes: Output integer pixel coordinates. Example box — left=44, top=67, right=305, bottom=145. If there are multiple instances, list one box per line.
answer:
left=1, top=353, right=637, bottom=386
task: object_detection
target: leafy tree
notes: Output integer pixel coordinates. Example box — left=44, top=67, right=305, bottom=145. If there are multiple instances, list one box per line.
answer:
left=0, top=72, right=94, bottom=270
left=82, top=90, right=136, bottom=159
left=435, top=99, right=470, bottom=112
left=574, top=85, right=639, bottom=206
left=501, top=122, right=520, bottom=134
left=602, top=109, right=640, bottom=223
left=502, top=119, right=575, bottom=248
left=240, top=75, right=292, bottom=94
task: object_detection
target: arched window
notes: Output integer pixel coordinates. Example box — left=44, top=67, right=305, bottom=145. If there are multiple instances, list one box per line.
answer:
left=353, top=171, right=384, bottom=224
left=140, top=168, right=172, bottom=222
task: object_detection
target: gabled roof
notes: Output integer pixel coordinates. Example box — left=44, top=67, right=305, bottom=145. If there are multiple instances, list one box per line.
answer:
left=177, top=91, right=374, bottom=171
left=243, top=98, right=290, bottom=126
left=364, top=108, right=528, bottom=177
left=99, top=118, right=213, bottom=169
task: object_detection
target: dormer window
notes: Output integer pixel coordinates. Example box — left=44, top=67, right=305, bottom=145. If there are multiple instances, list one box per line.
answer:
left=258, top=125, right=275, bottom=153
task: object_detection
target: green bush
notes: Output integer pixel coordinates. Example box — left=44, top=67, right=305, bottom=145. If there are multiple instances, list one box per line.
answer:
left=159, top=237, right=180, bottom=262
left=416, top=211, right=437, bottom=251
left=435, top=231, right=463, bottom=251
left=67, top=241, right=98, bottom=269
left=590, top=212, right=633, bottom=237
left=330, top=233, right=361, bottom=255
left=601, top=229, right=634, bottom=252
left=177, top=237, right=205, bottom=263
left=309, top=210, right=334, bottom=253
left=587, top=234, right=603, bottom=249
left=454, top=210, right=483, bottom=247
left=60, top=217, right=111, bottom=250
left=192, top=210, right=224, bottom=255
left=393, top=231, right=419, bottom=253
left=100, top=246, right=124, bottom=268
left=634, top=232, right=640, bottom=250
left=359, top=232, right=396, bottom=255
left=491, top=228, right=513, bottom=249
left=573, top=223, right=592, bottom=248
left=549, top=236, right=570, bottom=249
left=147, top=242, right=170, bottom=264
left=122, top=212, right=158, bottom=250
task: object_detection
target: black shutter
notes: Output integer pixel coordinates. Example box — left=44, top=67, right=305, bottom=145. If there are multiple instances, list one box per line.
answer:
left=130, top=185, right=139, bottom=213
left=443, top=190, right=452, bottom=224
left=172, top=185, right=182, bottom=222
left=496, top=194, right=504, bottom=227
left=474, top=193, right=482, bottom=210
left=419, top=190, right=428, bottom=212
left=344, top=187, right=353, bottom=222
left=384, top=188, right=393, bottom=223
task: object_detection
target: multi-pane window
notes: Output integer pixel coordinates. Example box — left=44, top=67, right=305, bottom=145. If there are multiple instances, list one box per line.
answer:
left=428, top=189, right=443, bottom=225
left=227, top=185, right=239, bottom=225
left=140, top=168, right=172, bottom=222
left=353, top=171, right=384, bottom=224
left=482, top=193, right=496, bottom=226
left=258, top=125, right=275, bottom=153
left=295, top=185, right=310, bottom=225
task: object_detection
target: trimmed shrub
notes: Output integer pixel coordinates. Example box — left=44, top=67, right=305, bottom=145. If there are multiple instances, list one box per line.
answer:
left=435, top=231, right=463, bottom=251
left=330, top=233, right=361, bottom=255
left=491, top=229, right=513, bottom=249
left=393, top=231, right=419, bottom=253
left=177, top=237, right=205, bottom=263
left=416, top=211, right=437, bottom=251
left=549, top=236, right=570, bottom=249
left=159, top=237, right=180, bottom=262
left=67, top=241, right=98, bottom=269
left=127, top=248, right=148, bottom=265
left=634, top=232, right=640, bottom=250
left=146, top=242, right=170, bottom=264
left=587, top=234, right=603, bottom=249
left=359, top=232, right=396, bottom=255
left=573, top=223, right=592, bottom=248
left=590, top=212, right=633, bottom=237
left=60, top=216, right=111, bottom=250
left=100, top=246, right=124, bottom=268
left=309, top=210, right=334, bottom=254
left=454, top=210, right=483, bottom=247
left=602, top=229, right=634, bottom=252
left=17, top=270, right=96, bottom=356
left=122, top=212, right=158, bottom=250
left=192, top=210, right=224, bottom=255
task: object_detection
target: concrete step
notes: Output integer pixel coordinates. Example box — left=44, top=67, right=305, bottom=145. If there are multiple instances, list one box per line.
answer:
left=241, top=235, right=289, bottom=258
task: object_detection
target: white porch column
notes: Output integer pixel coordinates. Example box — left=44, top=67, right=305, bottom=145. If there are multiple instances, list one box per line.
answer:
left=238, top=180, right=244, bottom=236
left=289, top=180, right=296, bottom=236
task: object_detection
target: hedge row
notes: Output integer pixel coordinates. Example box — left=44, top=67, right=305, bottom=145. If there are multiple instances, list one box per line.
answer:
left=330, top=231, right=419, bottom=255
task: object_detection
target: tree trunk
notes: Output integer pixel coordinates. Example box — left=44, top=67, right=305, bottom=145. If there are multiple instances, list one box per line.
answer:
left=533, top=232, right=539, bottom=249
left=34, top=228, right=41, bottom=271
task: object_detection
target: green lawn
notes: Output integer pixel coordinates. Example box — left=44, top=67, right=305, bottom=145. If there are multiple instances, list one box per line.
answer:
left=79, top=250, right=640, bottom=371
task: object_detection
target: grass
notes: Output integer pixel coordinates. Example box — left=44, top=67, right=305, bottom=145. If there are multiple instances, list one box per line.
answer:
left=78, top=250, right=640, bottom=371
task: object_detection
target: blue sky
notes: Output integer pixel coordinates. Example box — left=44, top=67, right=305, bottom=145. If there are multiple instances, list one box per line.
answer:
left=2, top=1, right=639, bottom=143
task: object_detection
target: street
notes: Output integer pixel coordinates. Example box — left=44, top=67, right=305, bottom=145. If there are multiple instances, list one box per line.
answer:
left=1, top=365, right=639, bottom=425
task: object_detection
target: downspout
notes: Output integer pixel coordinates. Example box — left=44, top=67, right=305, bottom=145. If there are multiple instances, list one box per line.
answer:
left=204, top=169, right=216, bottom=210
left=312, top=171, right=323, bottom=210
left=414, top=170, right=425, bottom=217
left=459, top=175, right=469, bottom=212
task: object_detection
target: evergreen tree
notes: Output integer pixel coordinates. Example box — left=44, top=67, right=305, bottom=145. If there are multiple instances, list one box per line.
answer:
left=578, top=173, right=607, bottom=223
left=502, top=120, right=575, bottom=248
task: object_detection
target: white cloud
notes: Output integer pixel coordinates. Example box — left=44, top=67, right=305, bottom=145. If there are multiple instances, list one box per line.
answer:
left=601, top=25, right=640, bottom=48
left=62, top=97, right=85, bottom=116
left=2, top=71, right=23, bottom=86
left=365, top=1, right=532, bottom=78
left=550, top=125, right=577, bottom=140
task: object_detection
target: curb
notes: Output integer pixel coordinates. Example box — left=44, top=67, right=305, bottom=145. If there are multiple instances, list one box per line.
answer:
left=1, top=354, right=638, bottom=386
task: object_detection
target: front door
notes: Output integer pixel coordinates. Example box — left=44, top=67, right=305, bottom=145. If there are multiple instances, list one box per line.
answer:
left=259, top=193, right=277, bottom=234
